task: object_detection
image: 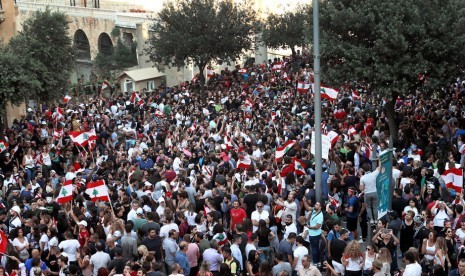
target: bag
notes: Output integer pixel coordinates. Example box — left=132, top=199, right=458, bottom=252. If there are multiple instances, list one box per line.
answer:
left=223, top=257, right=242, bottom=276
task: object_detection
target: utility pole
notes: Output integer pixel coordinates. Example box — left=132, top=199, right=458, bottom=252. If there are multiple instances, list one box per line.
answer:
left=313, top=0, right=322, bottom=202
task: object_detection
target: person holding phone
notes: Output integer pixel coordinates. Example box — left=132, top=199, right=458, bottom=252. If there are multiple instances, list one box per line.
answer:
left=372, top=228, right=399, bottom=273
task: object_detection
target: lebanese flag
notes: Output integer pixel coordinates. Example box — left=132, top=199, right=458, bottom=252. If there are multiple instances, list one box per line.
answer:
left=154, top=110, right=164, bottom=117
left=130, top=92, right=144, bottom=106
left=328, top=194, right=340, bottom=207
left=282, top=72, right=291, bottom=82
left=293, top=158, right=307, bottom=176
left=188, top=123, right=197, bottom=132
left=204, top=205, right=211, bottom=215
left=460, top=144, right=465, bottom=155
left=225, top=136, right=234, bottom=150
left=280, top=163, right=295, bottom=177
left=271, top=111, right=277, bottom=121
left=442, top=168, right=464, bottom=193
left=0, top=230, right=7, bottom=254
left=53, top=129, right=64, bottom=139
left=245, top=99, right=254, bottom=109
left=63, top=95, right=72, bottom=103
left=312, top=85, right=339, bottom=100
left=0, top=140, right=8, bottom=153
left=237, top=156, right=251, bottom=170
left=54, top=107, right=64, bottom=120
left=352, top=90, right=360, bottom=100
left=348, top=126, right=357, bottom=136
left=272, top=62, right=282, bottom=71
left=238, top=68, right=247, bottom=74
left=297, top=81, right=310, bottom=93
left=207, top=68, right=214, bottom=78
left=101, top=80, right=110, bottom=90
left=275, top=140, right=296, bottom=161
left=128, top=167, right=136, bottom=182
left=69, top=129, right=98, bottom=147
left=202, top=165, right=213, bottom=179
left=56, top=180, right=74, bottom=204
left=327, top=131, right=339, bottom=147
left=85, top=180, right=110, bottom=202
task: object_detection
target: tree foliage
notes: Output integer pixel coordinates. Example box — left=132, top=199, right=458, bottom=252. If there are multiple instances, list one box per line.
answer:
left=94, top=38, right=137, bottom=77
left=319, top=0, right=465, bottom=141
left=144, top=0, right=258, bottom=87
left=261, top=7, right=310, bottom=56
left=8, top=8, right=75, bottom=103
left=320, top=0, right=465, bottom=94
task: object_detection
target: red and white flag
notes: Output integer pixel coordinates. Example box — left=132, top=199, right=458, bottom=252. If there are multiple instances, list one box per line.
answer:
left=207, top=68, right=214, bottom=78
left=245, top=99, right=254, bottom=109
left=297, top=81, right=310, bottom=93
left=237, top=156, right=251, bottom=170
left=130, top=92, right=144, bottom=106
left=280, top=163, right=295, bottom=177
left=225, top=136, right=234, bottom=150
left=85, top=180, right=110, bottom=202
left=56, top=180, right=74, bottom=204
left=352, top=90, right=360, bottom=100
left=202, top=165, right=213, bottom=179
left=53, top=129, right=64, bottom=139
left=272, top=62, right=282, bottom=71
left=348, top=126, right=357, bottom=136
left=275, top=140, right=296, bottom=161
left=293, top=158, right=307, bottom=176
left=328, top=194, right=340, bottom=207
left=271, top=111, right=277, bottom=121
left=0, top=230, right=8, bottom=254
left=238, top=68, right=247, bottom=74
left=154, top=110, right=164, bottom=118
left=102, top=80, right=110, bottom=90
left=0, top=140, right=8, bottom=153
left=312, top=85, right=339, bottom=100
left=442, top=167, right=464, bottom=193
left=68, top=129, right=98, bottom=147
left=327, top=131, right=339, bottom=147
left=188, top=123, right=197, bottom=132
left=282, top=72, right=291, bottom=82
left=63, top=95, right=72, bottom=103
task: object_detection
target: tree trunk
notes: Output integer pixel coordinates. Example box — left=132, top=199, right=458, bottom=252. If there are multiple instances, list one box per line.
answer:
left=385, top=96, right=399, bottom=146
left=198, top=63, right=206, bottom=98
left=291, top=46, right=296, bottom=57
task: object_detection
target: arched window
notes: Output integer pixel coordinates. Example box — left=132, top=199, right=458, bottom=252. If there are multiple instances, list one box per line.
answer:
left=74, top=29, right=91, bottom=60
left=98, top=33, right=113, bottom=56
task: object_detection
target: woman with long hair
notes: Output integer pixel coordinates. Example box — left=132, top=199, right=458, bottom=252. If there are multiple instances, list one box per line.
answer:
left=435, top=237, right=448, bottom=272
left=76, top=247, right=93, bottom=276
left=197, top=261, right=213, bottom=276
left=444, top=227, right=457, bottom=270
left=254, top=219, right=274, bottom=264
left=400, top=210, right=416, bottom=254
left=376, top=248, right=392, bottom=276
left=362, top=245, right=377, bottom=276
left=137, top=245, right=149, bottom=263
left=194, top=214, right=207, bottom=234
left=246, top=250, right=260, bottom=276
left=206, top=212, right=218, bottom=239
left=211, top=224, right=229, bottom=248
left=241, top=218, right=254, bottom=240
left=342, top=240, right=364, bottom=275
left=184, top=203, right=198, bottom=226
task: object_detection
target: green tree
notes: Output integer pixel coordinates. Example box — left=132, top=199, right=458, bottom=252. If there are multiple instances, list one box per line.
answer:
left=262, top=7, right=310, bottom=57
left=94, top=38, right=137, bottom=76
left=145, top=0, right=258, bottom=90
left=8, top=8, right=74, bottom=103
left=319, top=0, right=465, bottom=143
left=0, top=47, right=40, bottom=131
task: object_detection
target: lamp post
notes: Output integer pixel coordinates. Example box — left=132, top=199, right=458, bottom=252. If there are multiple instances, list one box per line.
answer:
left=313, top=0, right=322, bottom=202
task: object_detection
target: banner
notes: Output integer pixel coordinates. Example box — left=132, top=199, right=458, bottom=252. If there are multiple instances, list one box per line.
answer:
left=311, top=131, right=330, bottom=159
left=376, top=151, right=392, bottom=219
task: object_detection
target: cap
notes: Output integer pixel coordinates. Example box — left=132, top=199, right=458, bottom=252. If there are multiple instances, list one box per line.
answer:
left=414, top=216, right=422, bottom=224
left=158, top=197, right=165, bottom=203
left=144, top=181, right=152, bottom=187
left=372, top=259, right=383, bottom=270
left=136, top=208, right=144, bottom=215
left=11, top=206, right=21, bottom=214
left=113, top=230, right=122, bottom=238
left=27, top=108, right=33, bottom=112
left=427, top=184, right=435, bottom=189
left=78, top=220, right=88, bottom=227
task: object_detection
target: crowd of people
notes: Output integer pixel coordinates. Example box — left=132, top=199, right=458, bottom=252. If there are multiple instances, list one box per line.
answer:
left=1, top=52, right=465, bottom=276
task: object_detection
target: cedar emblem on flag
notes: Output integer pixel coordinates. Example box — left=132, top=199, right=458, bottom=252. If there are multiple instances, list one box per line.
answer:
left=85, top=180, right=110, bottom=202
left=275, top=140, right=296, bottom=162
left=0, top=140, right=8, bottom=153
left=297, top=81, right=310, bottom=93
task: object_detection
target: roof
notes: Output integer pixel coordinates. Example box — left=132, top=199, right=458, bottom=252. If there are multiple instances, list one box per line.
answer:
left=117, top=67, right=165, bottom=82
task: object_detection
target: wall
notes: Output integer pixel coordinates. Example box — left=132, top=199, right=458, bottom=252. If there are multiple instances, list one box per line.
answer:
left=0, top=0, right=18, bottom=43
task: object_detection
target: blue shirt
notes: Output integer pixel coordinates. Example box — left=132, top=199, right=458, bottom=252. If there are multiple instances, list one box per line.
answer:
left=139, top=158, right=154, bottom=170
left=346, top=195, right=359, bottom=218
left=175, top=251, right=190, bottom=276
left=25, top=258, right=47, bottom=275
left=308, top=210, right=323, bottom=237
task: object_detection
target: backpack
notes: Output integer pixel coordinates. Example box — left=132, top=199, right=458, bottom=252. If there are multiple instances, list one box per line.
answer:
left=224, top=257, right=242, bottom=276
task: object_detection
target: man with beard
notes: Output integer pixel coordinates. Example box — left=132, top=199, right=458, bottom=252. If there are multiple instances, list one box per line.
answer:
left=229, top=200, right=246, bottom=234
left=282, top=215, right=297, bottom=240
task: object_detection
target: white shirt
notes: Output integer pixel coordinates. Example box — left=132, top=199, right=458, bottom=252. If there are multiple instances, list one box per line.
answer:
left=245, top=243, right=256, bottom=259
left=127, top=209, right=137, bottom=221
left=403, top=262, right=422, bottom=276
left=293, top=245, right=309, bottom=271
left=58, top=239, right=80, bottom=262
left=9, top=217, right=21, bottom=232
left=173, top=157, right=182, bottom=173
left=90, top=251, right=111, bottom=276
left=160, top=223, right=179, bottom=239
left=251, top=210, right=269, bottom=232
left=244, top=178, right=259, bottom=187
left=283, top=223, right=298, bottom=240
left=360, top=170, right=379, bottom=194
left=456, top=228, right=465, bottom=241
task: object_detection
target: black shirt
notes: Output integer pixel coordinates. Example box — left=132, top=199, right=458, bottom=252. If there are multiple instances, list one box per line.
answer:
left=108, top=257, right=127, bottom=274
left=142, top=236, right=163, bottom=262
left=244, top=193, right=259, bottom=218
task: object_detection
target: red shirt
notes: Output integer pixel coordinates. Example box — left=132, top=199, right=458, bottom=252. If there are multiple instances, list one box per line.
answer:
left=78, top=229, right=90, bottom=247
left=230, top=207, right=247, bottom=231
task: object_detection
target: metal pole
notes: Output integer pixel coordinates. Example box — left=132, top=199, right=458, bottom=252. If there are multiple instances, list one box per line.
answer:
left=313, top=0, right=322, bottom=203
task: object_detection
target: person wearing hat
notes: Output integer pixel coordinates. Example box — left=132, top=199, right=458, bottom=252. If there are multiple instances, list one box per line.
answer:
left=9, top=205, right=22, bottom=232
left=371, top=259, right=384, bottom=276
left=132, top=208, right=147, bottom=232
left=77, top=220, right=90, bottom=249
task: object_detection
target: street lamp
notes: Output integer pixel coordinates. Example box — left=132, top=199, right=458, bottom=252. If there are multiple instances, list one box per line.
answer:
left=313, top=0, right=322, bottom=202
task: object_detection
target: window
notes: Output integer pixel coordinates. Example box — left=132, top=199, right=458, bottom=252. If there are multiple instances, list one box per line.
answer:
left=124, top=79, right=134, bottom=93
left=147, top=81, right=155, bottom=91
